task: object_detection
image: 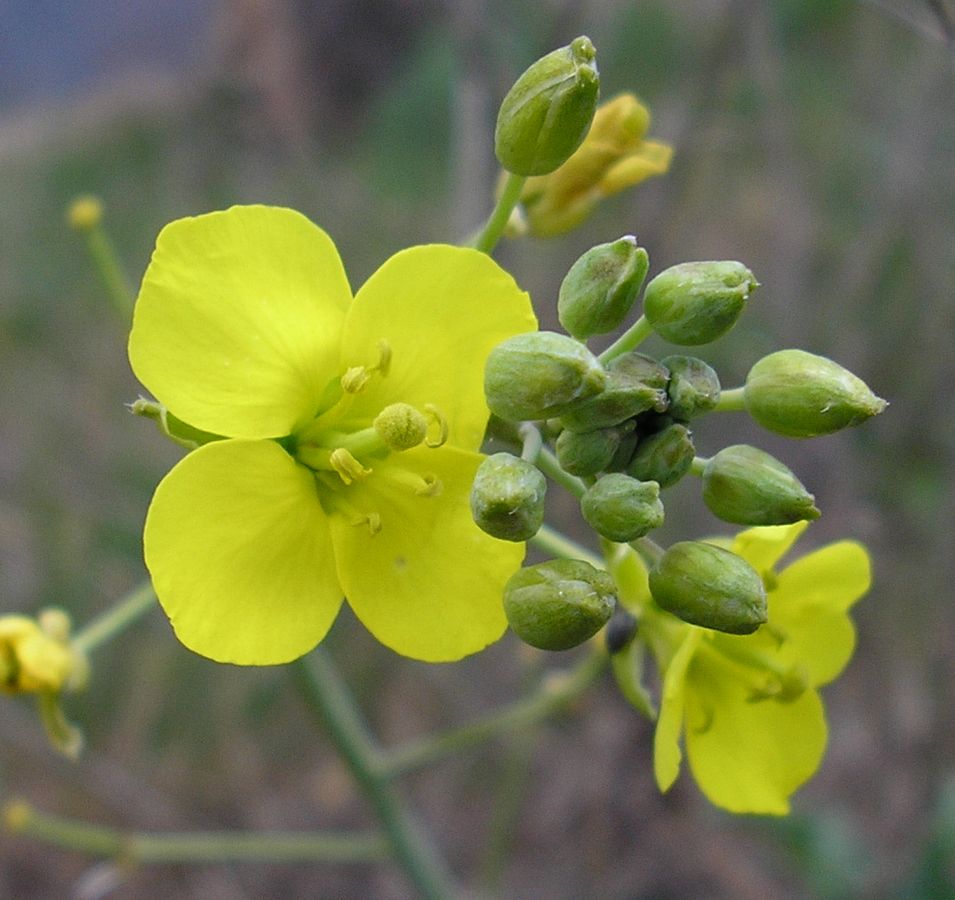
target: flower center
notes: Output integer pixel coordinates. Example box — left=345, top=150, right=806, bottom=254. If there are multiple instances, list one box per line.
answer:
left=290, top=343, right=447, bottom=534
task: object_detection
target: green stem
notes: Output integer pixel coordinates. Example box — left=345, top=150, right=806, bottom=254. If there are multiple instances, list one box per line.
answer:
left=2, top=800, right=388, bottom=863
left=531, top=524, right=602, bottom=567
left=83, top=227, right=135, bottom=323
left=631, top=536, right=665, bottom=567
left=472, top=172, right=526, bottom=255
left=597, top=315, right=654, bottom=364
left=518, top=422, right=543, bottom=462
left=715, top=386, right=746, bottom=411
left=292, top=651, right=456, bottom=900
left=380, top=650, right=606, bottom=779
left=689, top=456, right=708, bottom=477
left=535, top=446, right=587, bottom=499
left=73, top=582, right=156, bottom=656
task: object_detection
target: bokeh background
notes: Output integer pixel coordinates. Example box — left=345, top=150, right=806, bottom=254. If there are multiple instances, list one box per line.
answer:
left=1, top=1, right=953, bottom=897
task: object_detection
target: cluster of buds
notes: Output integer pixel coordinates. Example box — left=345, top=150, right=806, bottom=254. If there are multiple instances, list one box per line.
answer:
left=472, top=240, right=884, bottom=648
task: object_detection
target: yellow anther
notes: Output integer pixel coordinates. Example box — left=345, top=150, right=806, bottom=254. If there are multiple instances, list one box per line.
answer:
left=341, top=367, right=371, bottom=394
left=415, top=473, right=443, bottom=497
left=351, top=512, right=382, bottom=536
left=330, top=448, right=372, bottom=485
left=374, top=340, right=392, bottom=376
left=423, top=404, right=449, bottom=448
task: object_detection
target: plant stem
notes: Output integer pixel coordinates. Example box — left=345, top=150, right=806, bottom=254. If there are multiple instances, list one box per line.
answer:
left=73, top=582, right=156, bottom=656
left=715, top=386, right=746, bottom=411
left=531, top=524, right=602, bottom=567
left=472, top=172, right=526, bottom=255
left=2, top=800, right=388, bottom=863
left=379, top=650, right=606, bottom=779
left=597, top=315, right=653, bottom=364
left=292, top=651, right=456, bottom=900
left=689, top=456, right=708, bottom=477
left=83, top=227, right=135, bottom=323
left=518, top=422, right=543, bottom=462
left=535, top=446, right=587, bottom=499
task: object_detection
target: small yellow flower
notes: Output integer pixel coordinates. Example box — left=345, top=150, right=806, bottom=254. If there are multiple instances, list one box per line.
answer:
left=129, top=205, right=537, bottom=665
left=618, top=522, right=871, bottom=814
left=0, top=613, right=76, bottom=694
left=518, top=93, right=673, bottom=237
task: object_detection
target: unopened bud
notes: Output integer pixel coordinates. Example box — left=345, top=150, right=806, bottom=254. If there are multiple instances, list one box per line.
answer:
left=504, top=558, right=616, bottom=650
left=701, top=444, right=820, bottom=525
left=558, top=236, right=649, bottom=339
left=744, top=349, right=887, bottom=438
left=67, top=195, right=103, bottom=232
left=643, top=261, right=758, bottom=345
left=581, top=473, right=664, bottom=542
left=559, top=351, right=668, bottom=431
left=662, top=355, right=721, bottom=421
left=649, top=541, right=767, bottom=634
left=470, top=453, right=546, bottom=541
left=495, top=36, right=600, bottom=176
left=485, top=331, right=605, bottom=421
left=555, top=423, right=625, bottom=477
left=626, top=422, right=695, bottom=488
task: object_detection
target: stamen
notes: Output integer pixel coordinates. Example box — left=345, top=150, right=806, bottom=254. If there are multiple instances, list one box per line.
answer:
left=374, top=340, right=392, bottom=376
left=423, top=404, right=449, bottom=448
left=415, top=473, right=443, bottom=497
left=381, top=468, right=443, bottom=497
left=350, top=512, right=382, bottom=536
left=341, top=366, right=371, bottom=394
left=330, top=448, right=372, bottom=485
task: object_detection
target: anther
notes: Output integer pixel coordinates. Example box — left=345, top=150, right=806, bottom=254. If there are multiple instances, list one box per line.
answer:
left=330, top=448, right=372, bottom=484
left=341, top=367, right=371, bottom=394
left=350, top=512, right=382, bottom=536
left=424, top=404, right=449, bottom=448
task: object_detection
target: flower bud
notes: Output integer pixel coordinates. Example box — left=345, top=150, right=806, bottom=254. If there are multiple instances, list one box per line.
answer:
left=485, top=332, right=605, bottom=421
left=495, top=37, right=599, bottom=176
left=67, top=195, right=104, bottom=232
left=604, top=608, right=638, bottom=654
left=0, top=613, right=77, bottom=694
left=558, top=236, right=649, bottom=339
left=643, top=261, right=758, bottom=345
left=701, top=444, right=820, bottom=525
left=649, top=541, right=767, bottom=634
left=581, top=473, right=664, bottom=542
left=626, top=422, right=695, bottom=488
left=661, top=355, right=721, bottom=421
left=555, top=423, right=625, bottom=476
left=504, top=558, right=616, bottom=650
left=470, top=453, right=546, bottom=542
left=559, top=351, right=668, bottom=432
left=744, top=349, right=887, bottom=438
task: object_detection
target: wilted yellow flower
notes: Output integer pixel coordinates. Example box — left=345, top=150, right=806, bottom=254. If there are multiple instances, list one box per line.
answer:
left=0, top=612, right=78, bottom=694
left=518, top=93, right=673, bottom=236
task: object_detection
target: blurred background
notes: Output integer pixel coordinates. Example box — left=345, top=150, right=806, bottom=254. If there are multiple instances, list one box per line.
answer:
left=1, top=0, right=953, bottom=896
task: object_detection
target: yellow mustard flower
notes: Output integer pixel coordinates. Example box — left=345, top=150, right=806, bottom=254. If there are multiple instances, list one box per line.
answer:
left=129, top=205, right=537, bottom=665
left=617, top=522, right=871, bottom=814
left=0, top=613, right=75, bottom=694
left=519, top=93, right=673, bottom=237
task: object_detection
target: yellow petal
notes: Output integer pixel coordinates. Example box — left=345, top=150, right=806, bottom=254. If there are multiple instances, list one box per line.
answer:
left=598, top=140, right=673, bottom=195
left=327, top=446, right=524, bottom=661
left=684, top=654, right=827, bottom=815
left=144, top=440, right=343, bottom=664
left=340, top=245, right=536, bottom=452
left=776, top=540, right=871, bottom=614
left=130, top=206, right=351, bottom=439
left=653, top=629, right=701, bottom=792
left=730, top=522, right=809, bottom=574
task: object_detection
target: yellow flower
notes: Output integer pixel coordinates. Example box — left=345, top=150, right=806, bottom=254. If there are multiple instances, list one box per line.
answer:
left=0, top=613, right=75, bottom=694
left=129, top=205, right=537, bottom=665
left=519, top=93, right=673, bottom=237
left=619, top=522, right=871, bottom=814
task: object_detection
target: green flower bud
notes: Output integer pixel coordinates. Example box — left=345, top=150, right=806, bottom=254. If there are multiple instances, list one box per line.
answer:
left=701, top=444, right=820, bottom=525
left=661, top=355, right=721, bottom=421
left=606, top=424, right=639, bottom=472
left=504, top=558, right=616, bottom=650
left=744, top=349, right=888, bottom=438
left=555, top=424, right=624, bottom=476
left=558, top=236, right=649, bottom=339
left=581, top=473, right=664, bottom=542
left=604, top=609, right=638, bottom=654
left=649, top=541, right=767, bottom=634
left=626, top=423, right=694, bottom=488
left=559, top=351, right=668, bottom=431
left=495, top=36, right=600, bottom=177
left=470, top=452, right=546, bottom=541
left=485, top=331, right=605, bottom=422
left=643, top=261, right=758, bottom=345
